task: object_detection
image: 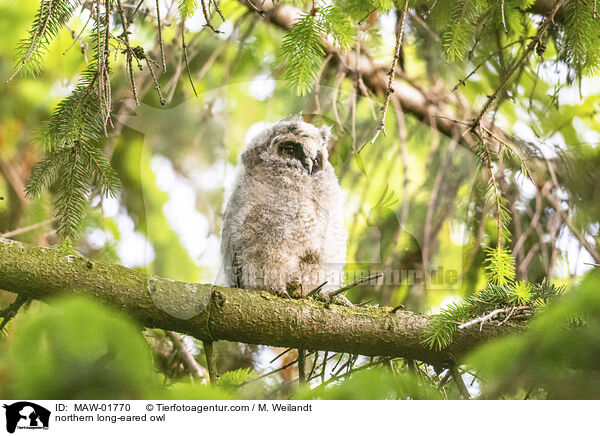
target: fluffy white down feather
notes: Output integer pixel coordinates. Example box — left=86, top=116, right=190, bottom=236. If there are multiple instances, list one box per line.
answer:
left=220, top=118, right=347, bottom=295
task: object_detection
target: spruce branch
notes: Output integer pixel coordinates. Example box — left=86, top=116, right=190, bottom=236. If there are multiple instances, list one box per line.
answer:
left=7, top=0, right=80, bottom=84
left=178, top=0, right=199, bottom=18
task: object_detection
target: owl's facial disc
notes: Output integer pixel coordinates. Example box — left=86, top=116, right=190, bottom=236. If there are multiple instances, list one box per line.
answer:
left=276, top=140, right=324, bottom=175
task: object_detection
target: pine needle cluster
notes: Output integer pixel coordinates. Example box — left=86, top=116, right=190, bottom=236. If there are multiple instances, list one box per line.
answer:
left=424, top=245, right=563, bottom=351
left=25, top=11, right=120, bottom=241
left=281, top=2, right=356, bottom=95
left=9, top=0, right=81, bottom=82
left=424, top=278, right=564, bottom=350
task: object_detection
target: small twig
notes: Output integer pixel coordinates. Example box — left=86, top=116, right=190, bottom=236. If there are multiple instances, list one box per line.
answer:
left=457, top=306, right=530, bottom=330
left=298, top=348, right=306, bottom=384
left=155, top=0, right=167, bottom=73
left=0, top=294, right=29, bottom=331
left=470, top=0, right=565, bottom=130
left=270, top=347, right=293, bottom=364
left=116, top=0, right=139, bottom=105
left=330, top=352, right=345, bottom=373
left=320, top=351, right=328, bottom=383
left=211, top=0, right=225, bottom=22
left=244, top=0, right=265, bottom=16
left=306, top=281, right=327, bottom=298
left=132, top=0, right=145, bottom=17
left=362, top=0, right=409, bottom=150
left=0, top=219, right=55, bottom=239
left=201, top=0, right=221, bottom=33
left=181, top=22, right=198, bottom=98
left=313, top=54, right=333, bottom=115
left=165, top=331, right=207, bottom=380
left=144, top=55, right=166, bottom=105
left=313, top=361, right=381, bottom=390
left=242, top=356, right=301, bottom=385
left=63, top=14, right=93, bottom=58
left=306, top=352, right=319, bottom=381
left=331, top=68, right=345, bottom=126
left=450, top=366, right=471, bottom=399
left=422, top=0, right=438, bottom=19
left=544, top=161, right=600, bottom=264
left=452, top=38, right=529, bottom=92
left=326, top=273, right=383, bottom=298
left=202, top=340, right=219, bottom=384
left=500, top=0, right=507, bottom=33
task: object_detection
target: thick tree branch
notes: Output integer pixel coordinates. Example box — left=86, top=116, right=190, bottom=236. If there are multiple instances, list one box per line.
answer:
left=0, top=237, right=520, bottom=367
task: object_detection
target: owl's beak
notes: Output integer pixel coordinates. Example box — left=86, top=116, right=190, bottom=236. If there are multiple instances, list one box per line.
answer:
left=303, top=157, right=321, bottom=175
left=303, top=158, right=313, bottom=175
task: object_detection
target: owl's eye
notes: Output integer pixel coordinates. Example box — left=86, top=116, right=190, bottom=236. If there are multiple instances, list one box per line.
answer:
left=278, top=141, right=302, bottom=158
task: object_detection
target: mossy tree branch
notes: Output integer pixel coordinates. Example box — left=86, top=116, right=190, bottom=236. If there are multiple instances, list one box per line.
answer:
left=0, top=237, right=521, bottom=367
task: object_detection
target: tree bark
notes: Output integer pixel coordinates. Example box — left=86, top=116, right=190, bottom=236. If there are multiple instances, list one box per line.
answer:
left=0, top=237, right=520, bottom=367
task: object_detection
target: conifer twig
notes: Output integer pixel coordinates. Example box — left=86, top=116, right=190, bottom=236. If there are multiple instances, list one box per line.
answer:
left=202, top=340, right=219, bottom=384
left=165, top=330, right=207, bottom=380
left=0, top=219, right=55, bottom=239
left=6, top=0, right=53, bottom=84
left=0, top=294, right=29, bottom=331
left=450, top=366, right=471, bottom=399
left=63, top=14, right=93, bottom=58
left=457, top=306, right=531, bottom=330
left=470, top=0, right=565, bottom=130
left=327, top=273, right=383, bottom=298
left=155, top=0, right=167, bottom=73
left=116, top=0, right=139, bottom=105
left=144, top=54, right=166, bottom=105
left=201, top=0, right=221, bottom=33
left=181, top=22, right=198, bottom=98
left=363, top=0, right=409, bottom=150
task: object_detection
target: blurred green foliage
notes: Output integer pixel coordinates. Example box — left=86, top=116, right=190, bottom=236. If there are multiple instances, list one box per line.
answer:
left=0, top=0, right=599, bottom=399
left=1, top=296, right=155, bottom=399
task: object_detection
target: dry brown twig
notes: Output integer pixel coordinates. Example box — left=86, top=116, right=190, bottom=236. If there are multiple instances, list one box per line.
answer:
left=363, top=0, right=410, bottom=150
left=457, top=306, right=531, bottom=330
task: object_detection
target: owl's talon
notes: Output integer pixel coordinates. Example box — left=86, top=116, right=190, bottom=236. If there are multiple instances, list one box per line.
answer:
left=285, top=280, right=303, bottom=299
left=273, top=289, right=292, bottom=299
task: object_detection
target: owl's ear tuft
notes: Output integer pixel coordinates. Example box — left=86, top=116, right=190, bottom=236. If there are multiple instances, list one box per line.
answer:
left=319, top=125, right=332, bottom=143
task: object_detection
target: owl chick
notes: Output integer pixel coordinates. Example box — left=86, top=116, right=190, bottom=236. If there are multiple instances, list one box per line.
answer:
left=220, top=118, right=347, bottom=300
